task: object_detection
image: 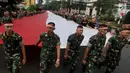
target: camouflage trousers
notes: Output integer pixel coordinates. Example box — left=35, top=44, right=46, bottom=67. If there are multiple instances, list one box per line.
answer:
left=105, top=63, right=117, bottom=73
left=5, top=54, right=22, bottom=73
left=83, top=56, right=104, bottom=73
left=85, top=60, right=95, bottom=73
left=40, top=49, right=55, bottom=73
left=63, top=50, right=80, bottom=73
left=104, top=56, right=120, bottom=73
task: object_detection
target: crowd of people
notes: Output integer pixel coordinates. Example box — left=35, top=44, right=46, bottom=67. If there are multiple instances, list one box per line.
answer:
left=53, top=8, right=88, bottom=26
left=52, top=8, right=118, bottom=36
left=0, top=9, right=46, bottom=25
left=52, top=9, right=110, bottom=28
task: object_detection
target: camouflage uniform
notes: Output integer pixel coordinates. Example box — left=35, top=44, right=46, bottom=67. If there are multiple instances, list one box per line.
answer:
left=1, top=16, right=12, bottom=24
left=107, top=26, right=112, bottom=32
left=0, top=32, right=23, bottom=73
left=104, top=36, right=128, bottom=73
left=40, top=32, right=60, bottom=73
left=85, top=33, right=106, bottom=73
left=63, top=33, right=84, bottom=73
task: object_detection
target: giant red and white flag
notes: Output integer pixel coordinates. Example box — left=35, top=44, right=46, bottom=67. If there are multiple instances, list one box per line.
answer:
left=0, top=11, right=112, bottom=48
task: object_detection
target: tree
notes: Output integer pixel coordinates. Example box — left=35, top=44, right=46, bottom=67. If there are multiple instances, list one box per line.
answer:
left=38, top=0, right=43, bottom=6
left=43, top=1, right=61, bottom=10
left=95, top=0, right=119, bottom=19
left=8, top=0, right=19, bottom=16
left=61, top=0, right=66, bottom=8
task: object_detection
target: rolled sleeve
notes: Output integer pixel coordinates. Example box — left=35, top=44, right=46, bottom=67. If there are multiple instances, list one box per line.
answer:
left=67, top=36, right=72, bottom=46
left=87, top=37, right=94, bottom=49
left=87, top=42, right=92, bottom=48
left=57, top=36, right=61, bottom=46
left=57, top=41, right=61, bottom=46
left=18, top=36, right=23, bottom=46
left=40, top=33, right=46, bottom=41
left=40, top=34, right=43, bottom=41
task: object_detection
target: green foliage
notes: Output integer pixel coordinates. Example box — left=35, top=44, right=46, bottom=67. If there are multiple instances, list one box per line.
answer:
left=70, top=3, right=86, bottom=10
left=95, top=0, right=118, bottom=21
left=43, top=1, right=61, bottom=10
left=43, top=0, right=86, bottom=10
left=95, top=0, right=118, bottom=15
left=100, top=14, right=115, bottom=21
left=26, top=5, right=39, bottom=11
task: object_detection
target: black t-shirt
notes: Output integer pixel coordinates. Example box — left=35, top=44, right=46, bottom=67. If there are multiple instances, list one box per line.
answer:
left=81, top=19, right=88, bottom=26
left=88, top=22, right=96, bottom=28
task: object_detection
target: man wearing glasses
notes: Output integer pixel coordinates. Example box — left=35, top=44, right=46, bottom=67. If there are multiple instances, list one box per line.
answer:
left=0, top=22, right=26, bottom=73
left=36, top=22, right=61, bottom=73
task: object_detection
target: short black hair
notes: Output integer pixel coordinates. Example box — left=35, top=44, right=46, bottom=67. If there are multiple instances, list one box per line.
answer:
left=4, top=20, right=13, bottom=24
left=77, top=25, right=83, bottom=29
left=98, top=24, right=108, bottom=28
left=48, top=22, right=55, bottom=27
left=118, top=28, right=130, bottom=32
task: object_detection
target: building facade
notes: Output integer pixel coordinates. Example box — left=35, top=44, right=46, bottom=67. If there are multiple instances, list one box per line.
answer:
left=24, top=0, right=35, bottom=6
left=69, top=0, right=97, bottom=16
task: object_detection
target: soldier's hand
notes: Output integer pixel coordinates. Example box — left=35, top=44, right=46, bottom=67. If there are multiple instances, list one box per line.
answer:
left=64, top=54, right=68, bottom=59
left=55, top=60, right=60, bottom=68
left=82, top=60, right=86, bottom=65
left=22, top=58, right=26, bottom=65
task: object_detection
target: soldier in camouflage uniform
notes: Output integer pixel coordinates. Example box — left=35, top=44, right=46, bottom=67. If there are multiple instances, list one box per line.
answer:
left=121, top=23, right=130, bottom=43
left=122, top=11, right=130, bottom=43
left=1, top=11, right=12, bottom=24
left=63, top=25, right=84, bottom=73
left=104, top=28, right=130, bottom=73
left=82, top=24, right=108, bottom=73
left=0, top=22, right=26, bottom=73
left=36, top=22, right=61, bottom=73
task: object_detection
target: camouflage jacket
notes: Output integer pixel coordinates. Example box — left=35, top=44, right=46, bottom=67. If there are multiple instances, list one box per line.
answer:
left=0, top=31, right=22, bottom=56
left=106, top=35, right=128, bottom=60
left=40, top=32, right=60, bottom=52
left=87, top=33, right=106, bottom=62
left=67, top=33, right=84, bottom=52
